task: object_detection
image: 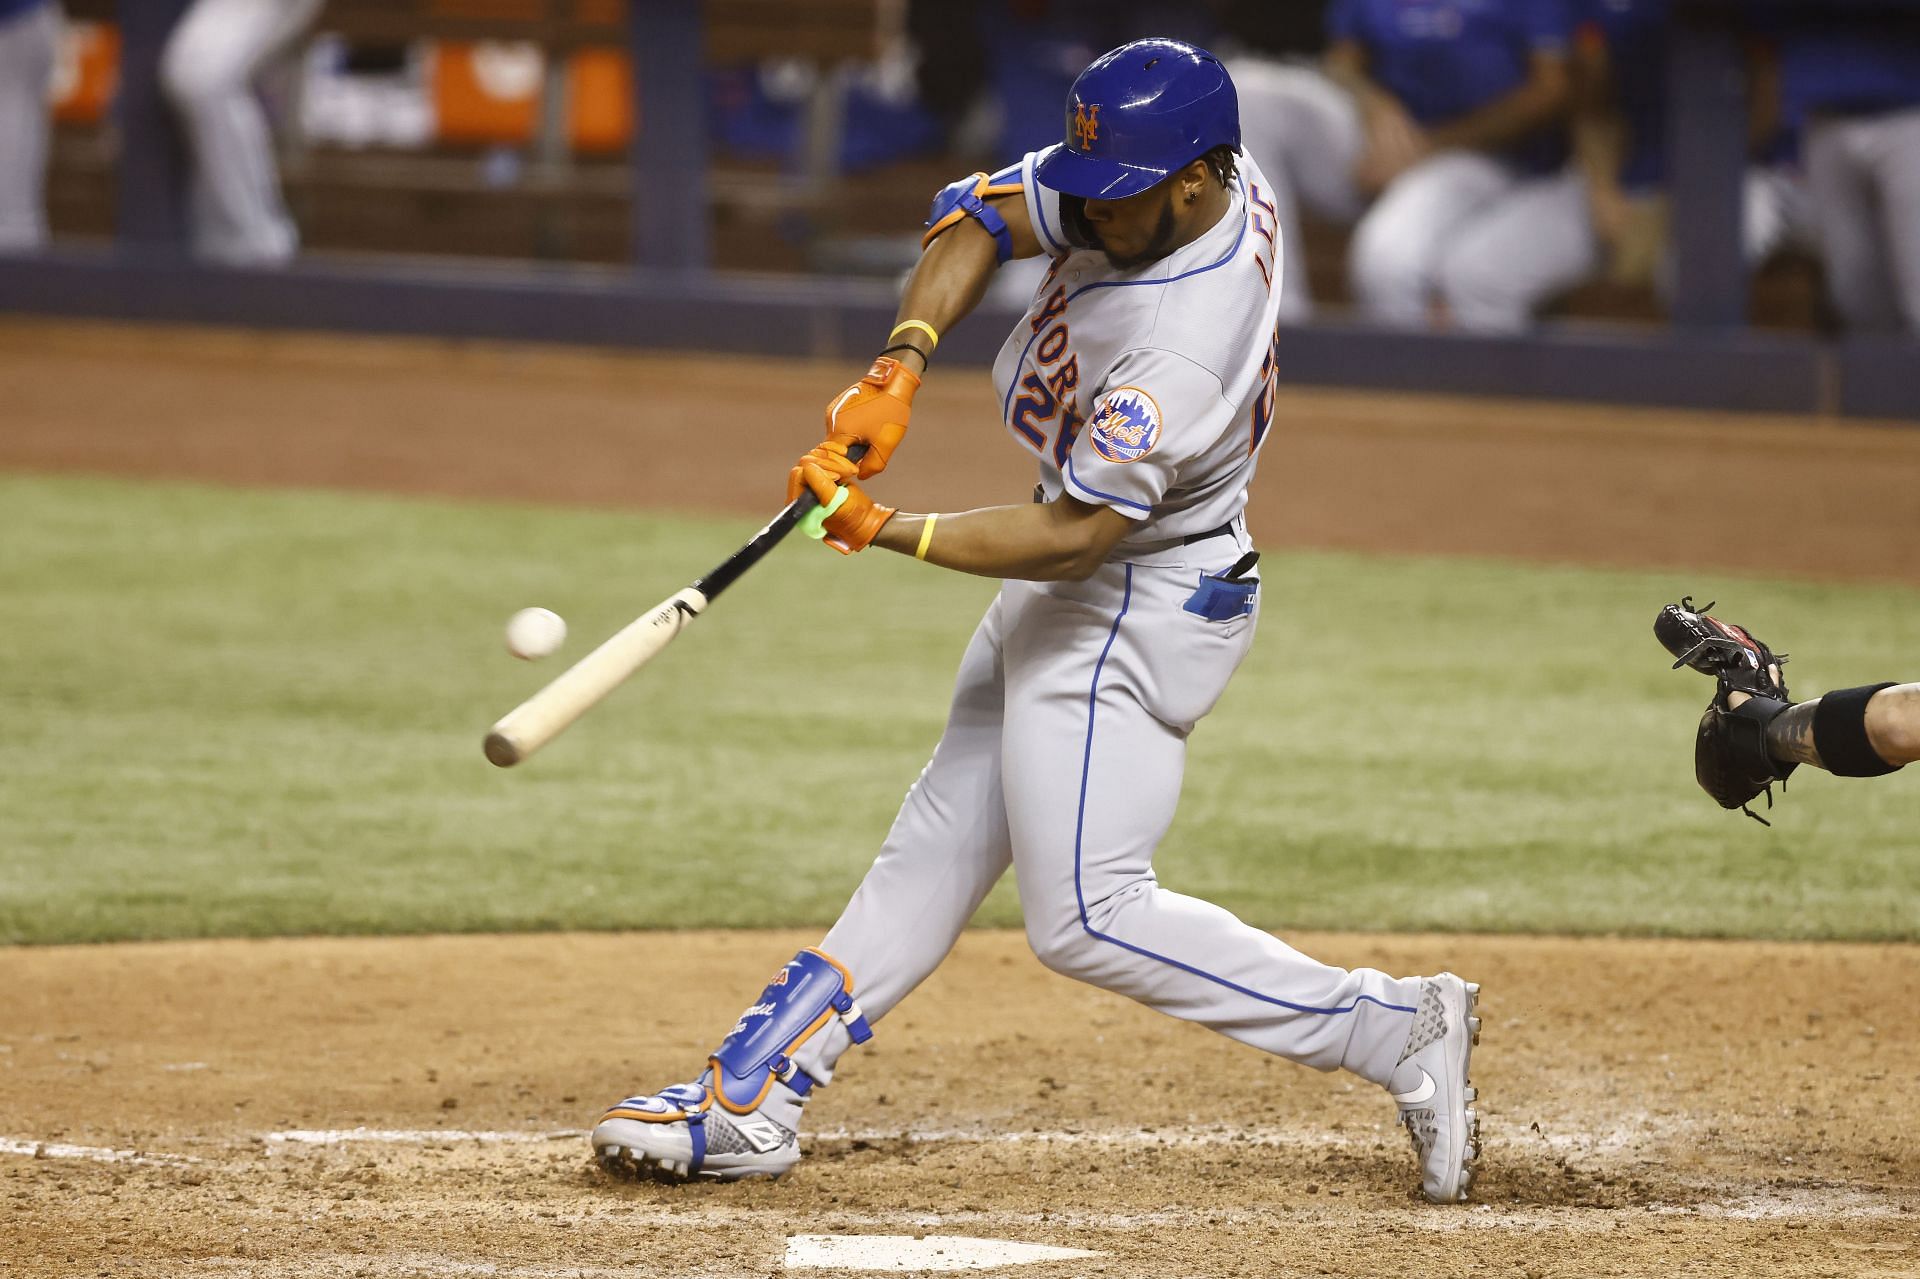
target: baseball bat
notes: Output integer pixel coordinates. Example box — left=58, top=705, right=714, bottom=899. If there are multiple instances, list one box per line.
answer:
left=482, top=444, right=865, bottom=768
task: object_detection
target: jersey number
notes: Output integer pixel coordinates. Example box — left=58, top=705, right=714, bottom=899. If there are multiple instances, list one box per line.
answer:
left=1012, top=317, right=1082, bottom=462
left=1013, top=375, right=1087, bottom=465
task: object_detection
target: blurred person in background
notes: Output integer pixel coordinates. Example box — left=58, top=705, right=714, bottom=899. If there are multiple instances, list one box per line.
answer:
left=1440, top=0, right=1813, bottom=332
left=1234, top=0, right=1575, bottom=326
left=0, top=0, right=57, bottom=253
left=160, top=0, right=322, bottom=266
left=1777, top=7, right=1920, bottom=334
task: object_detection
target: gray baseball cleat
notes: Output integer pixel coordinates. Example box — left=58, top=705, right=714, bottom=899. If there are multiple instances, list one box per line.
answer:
left=1389, top=973, right=1482, bottom=1203
left=591, top=1078, right=800, bottom=1182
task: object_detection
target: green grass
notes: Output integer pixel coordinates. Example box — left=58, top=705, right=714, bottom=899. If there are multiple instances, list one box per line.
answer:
left=1, top=473, right=1916, bottom=945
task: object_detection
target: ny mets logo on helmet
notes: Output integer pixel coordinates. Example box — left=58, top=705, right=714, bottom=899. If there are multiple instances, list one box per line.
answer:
left=1088, top=387, right=1161, bottom=463
left=1072, top=101, right=1101, bottom=151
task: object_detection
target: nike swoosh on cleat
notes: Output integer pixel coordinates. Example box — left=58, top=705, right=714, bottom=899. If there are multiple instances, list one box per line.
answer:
left=1392, top=1069, right=1436, bottom=1106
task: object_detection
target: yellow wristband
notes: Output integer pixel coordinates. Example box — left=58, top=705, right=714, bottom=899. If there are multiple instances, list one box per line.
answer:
left=888, top=320, right=940, bottom=351
left=914, top=513, right=939, bottom=561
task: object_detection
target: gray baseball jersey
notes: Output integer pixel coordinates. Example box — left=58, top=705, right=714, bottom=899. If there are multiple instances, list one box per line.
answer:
left=792, top=147, right=1423, bottom=1102
left=995, top=146, right=1282, bottom=552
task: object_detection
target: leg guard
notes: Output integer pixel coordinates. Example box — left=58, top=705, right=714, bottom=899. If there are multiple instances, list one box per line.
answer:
left=710, top=946, right=873, bottom=1113
left=1814, top=683, right=1902, bottom=776
left=592, top=947, right=872, bottom=1179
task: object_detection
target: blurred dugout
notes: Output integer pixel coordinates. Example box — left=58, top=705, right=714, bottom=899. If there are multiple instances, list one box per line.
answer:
left=1233, top=0, right=1920, bottom=336
left=1232, top=0, right=1803, bottom=332
left=0, top=0, right=321, bottom=263
left=26, top=0, right=956, bottom=268
left=29, top=0, right=648, bottom=262
left=11, top=0, right=1920, bottom=339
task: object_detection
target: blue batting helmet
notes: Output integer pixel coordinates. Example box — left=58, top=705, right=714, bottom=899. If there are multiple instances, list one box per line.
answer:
left=1034, top=38, right=1240, bottom=201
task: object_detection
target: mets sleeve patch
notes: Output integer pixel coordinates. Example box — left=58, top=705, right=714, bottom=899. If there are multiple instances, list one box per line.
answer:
left=1087, top=387, right=1162, bottom=463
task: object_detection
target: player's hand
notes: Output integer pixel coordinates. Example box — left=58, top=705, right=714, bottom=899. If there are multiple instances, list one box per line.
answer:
left=1604, top=193, right=1668, bottom=288
left=787, top=442, right=897, bottom=554
left=1589, top=179, right=1631, bottom=248
left=823, top=355, right=920, bottom=480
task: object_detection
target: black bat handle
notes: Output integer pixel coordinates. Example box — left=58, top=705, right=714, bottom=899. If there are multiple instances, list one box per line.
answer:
left=691, top=441, right=870, bottom=602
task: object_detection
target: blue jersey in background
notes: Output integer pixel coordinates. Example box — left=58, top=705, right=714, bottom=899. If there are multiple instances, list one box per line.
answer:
left=1329, top=0, right=1574, bottom=171
left=1777, top=19, right=1920, bottom=126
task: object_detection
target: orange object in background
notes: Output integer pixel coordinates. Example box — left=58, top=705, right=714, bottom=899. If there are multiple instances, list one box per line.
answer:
left=42, top=15, right=630, bottom=153
left=52, top=22, right=120, bottom=126
left=432, top=40, right=542, bottom=146
left=433, top=40, right=633, bottom=152
left=566, top=47, right=632, bottom=153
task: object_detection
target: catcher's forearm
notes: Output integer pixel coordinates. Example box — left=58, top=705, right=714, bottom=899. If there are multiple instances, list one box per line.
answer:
left=1763, top=700, right=1824, bottom=768
left=1763, top=685, right=1920, bottom=770
left=872, top=501, right=1130, bottom=582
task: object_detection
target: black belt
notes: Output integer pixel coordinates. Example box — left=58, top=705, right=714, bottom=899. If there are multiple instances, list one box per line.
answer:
left=1034, top=483, right=1240, bottom=547
left=1182, top=520, right=1238, bottom=545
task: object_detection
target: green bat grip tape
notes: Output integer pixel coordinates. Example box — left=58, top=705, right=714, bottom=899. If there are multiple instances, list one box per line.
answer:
left=799, top=485, right=851, bottom=540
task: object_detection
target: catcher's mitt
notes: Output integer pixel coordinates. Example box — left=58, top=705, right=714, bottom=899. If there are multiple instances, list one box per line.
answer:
left=1654, top=598, right=1796, bottom=824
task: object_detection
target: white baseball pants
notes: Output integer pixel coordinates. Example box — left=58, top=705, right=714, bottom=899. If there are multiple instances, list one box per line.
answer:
left=793, top=552, right=1424, bottom=1097
left=1804, top=107, right=1920, bottom=334
left=0, top=1, right=57, bottom=253
left=159, top=0, right=320, bottom=265
left=1438, top=165, right=1815, bottom=333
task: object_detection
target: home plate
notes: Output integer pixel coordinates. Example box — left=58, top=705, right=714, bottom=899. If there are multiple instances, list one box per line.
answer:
left=784, top=1234, right=1103, bottom=1272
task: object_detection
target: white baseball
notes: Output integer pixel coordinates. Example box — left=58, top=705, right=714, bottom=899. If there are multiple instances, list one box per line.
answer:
left=505, top=607, right=567, bottom=661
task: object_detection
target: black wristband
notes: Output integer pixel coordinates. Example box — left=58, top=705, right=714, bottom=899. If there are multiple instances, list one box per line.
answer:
left=878, top=343, right=929, bottom=363
left=1812, top=683, right=1902, bottom=776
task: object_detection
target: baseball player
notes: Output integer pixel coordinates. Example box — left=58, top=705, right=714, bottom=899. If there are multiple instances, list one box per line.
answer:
left=159, top=0, right=322, bottom=266
left=1233, top=0, right=1575, bottom=326
left=1437, top=0, right=1816, bottom=332
left=591, top=39, right=1482, bottom=1205
left=1775, top=11, right=1920, bottom=334
left=0, top=0, right=57, bottom=253
left=1656, top=599, right=1914, bottom=824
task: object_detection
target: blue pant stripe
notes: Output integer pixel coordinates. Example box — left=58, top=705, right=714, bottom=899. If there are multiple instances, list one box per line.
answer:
left=1071, top=564, right=1415, bottom=1019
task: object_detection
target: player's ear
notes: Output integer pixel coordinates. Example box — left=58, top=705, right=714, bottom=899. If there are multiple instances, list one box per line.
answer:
left=1179, top=158, right=1209, bottom=204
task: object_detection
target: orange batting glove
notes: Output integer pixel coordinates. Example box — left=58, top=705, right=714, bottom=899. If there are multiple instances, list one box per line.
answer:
left=823, top=355, right=919, bottom=480
left=788, top=442, right=896, bottom=554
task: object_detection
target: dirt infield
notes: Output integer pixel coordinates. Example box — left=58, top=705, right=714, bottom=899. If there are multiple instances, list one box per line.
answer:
left=3, top=319, right=1920, bottom=584
left=3, top=320, right=1920, bottom=1276
left=3, top=932, right=1918, bottom=1278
